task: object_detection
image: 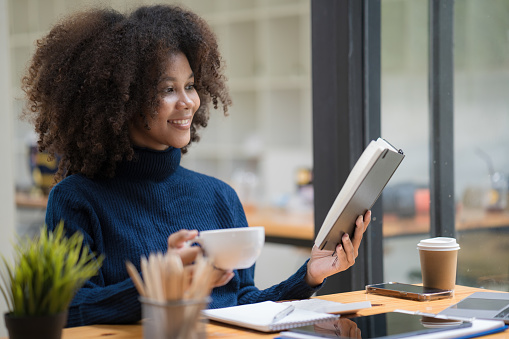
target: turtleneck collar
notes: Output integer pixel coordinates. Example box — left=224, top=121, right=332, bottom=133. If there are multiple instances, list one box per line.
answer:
left=115, top=146, right=181, bottom=181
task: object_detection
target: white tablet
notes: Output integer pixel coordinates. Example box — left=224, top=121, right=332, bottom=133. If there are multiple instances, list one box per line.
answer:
left=283, top=311, right=473, bottom=338
left=439, top=291, right=509, bottom=324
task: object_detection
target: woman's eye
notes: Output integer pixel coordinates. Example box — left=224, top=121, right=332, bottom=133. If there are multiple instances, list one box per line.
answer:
left=186, top=84, right=196, bottom=90
left=164, top=87, right=174, bottom=93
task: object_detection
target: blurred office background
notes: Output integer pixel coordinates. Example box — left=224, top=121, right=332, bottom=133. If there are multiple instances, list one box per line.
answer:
left=1, top=0, right=508, bottom=335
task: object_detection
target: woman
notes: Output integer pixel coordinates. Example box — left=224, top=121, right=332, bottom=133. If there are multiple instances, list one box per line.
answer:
left=22, top=4, right=371, bottom=327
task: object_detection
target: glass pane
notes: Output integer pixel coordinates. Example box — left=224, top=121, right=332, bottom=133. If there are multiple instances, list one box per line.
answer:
left=454, top=0, right=509, bottom=291
left=381, top=0, right=431, bottom=284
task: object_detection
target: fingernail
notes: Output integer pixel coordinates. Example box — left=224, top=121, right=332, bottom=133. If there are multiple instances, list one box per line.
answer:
left=343, top=233, right=349, bottom=239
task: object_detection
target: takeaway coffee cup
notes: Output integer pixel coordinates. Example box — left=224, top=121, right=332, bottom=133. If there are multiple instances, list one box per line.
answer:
left=417, top=237, right=460, bottom=291
left=191, top=227, right=265, bottom=270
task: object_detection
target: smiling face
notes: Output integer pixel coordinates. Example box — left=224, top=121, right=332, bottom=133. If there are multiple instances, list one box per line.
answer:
left=129, top=52, right=201, bottom=150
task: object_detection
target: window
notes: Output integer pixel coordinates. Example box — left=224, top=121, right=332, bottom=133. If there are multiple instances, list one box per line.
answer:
left=454, top=0, right=509, bottom=291
left=381, top=0, right=431, bottom=287
left=381, top=0, right=509, bottom=292
left=313, top=0, right=509, bottom=293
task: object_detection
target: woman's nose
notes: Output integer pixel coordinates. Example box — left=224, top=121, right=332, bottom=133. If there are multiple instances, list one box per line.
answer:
left=176, top=92, right=193, bottom=110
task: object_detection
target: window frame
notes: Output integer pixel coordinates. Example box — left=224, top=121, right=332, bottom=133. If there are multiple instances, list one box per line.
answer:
left=311, top=0, right=455, bottom=293
left=311, top=0, right=383, bottom=294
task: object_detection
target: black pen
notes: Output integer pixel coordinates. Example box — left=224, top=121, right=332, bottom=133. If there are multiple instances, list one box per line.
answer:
left=272, top=305, right=295, bottom=323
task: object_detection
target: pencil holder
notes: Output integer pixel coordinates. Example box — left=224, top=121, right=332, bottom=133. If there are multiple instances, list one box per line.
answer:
left=139, top=296, right=210, bottom=339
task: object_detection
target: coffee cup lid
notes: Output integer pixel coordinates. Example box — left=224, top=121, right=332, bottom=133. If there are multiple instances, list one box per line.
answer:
left=417, top=237, right=460, bottom=251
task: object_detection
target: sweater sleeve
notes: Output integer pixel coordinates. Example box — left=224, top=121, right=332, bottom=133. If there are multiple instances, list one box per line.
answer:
left=66, top=276, right=140, bottom=327
left=45, top=183, right=141, bottom=327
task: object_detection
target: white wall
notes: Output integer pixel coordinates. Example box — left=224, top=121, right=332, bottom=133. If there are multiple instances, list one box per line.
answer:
left=0, top=0, right=16, bottom=336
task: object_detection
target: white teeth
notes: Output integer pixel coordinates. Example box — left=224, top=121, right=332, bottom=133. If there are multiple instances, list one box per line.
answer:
left=169, top=119, right=190, bottom=125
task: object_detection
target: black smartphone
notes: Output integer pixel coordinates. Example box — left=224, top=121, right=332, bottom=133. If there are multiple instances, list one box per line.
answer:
left=365, top=282, right=453, bottom=301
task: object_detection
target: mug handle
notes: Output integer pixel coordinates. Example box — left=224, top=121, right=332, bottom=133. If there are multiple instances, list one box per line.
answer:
left=185, top=236, right=202, bottom=248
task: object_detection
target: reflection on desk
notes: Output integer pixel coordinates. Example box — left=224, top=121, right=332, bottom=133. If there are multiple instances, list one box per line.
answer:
left=0, top=285, right=504, bottom=339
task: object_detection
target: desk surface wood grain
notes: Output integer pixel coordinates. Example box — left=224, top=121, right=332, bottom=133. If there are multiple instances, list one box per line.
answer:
left=2, top=285, right=506, bottom=339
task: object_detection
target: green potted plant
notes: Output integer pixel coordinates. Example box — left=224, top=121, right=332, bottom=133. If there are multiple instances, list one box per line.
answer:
left=0, top=221, right=103, bottom=339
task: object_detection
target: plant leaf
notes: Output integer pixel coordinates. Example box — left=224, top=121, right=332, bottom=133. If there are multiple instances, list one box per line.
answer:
left=0, top=220, right=103, bottom=316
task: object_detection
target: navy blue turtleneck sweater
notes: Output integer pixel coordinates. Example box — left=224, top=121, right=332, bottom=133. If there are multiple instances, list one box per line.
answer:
left=45, top=147, right=320, bottom=327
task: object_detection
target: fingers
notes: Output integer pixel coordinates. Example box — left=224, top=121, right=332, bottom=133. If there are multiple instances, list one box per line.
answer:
left=338, top=233, right=356, bottom=266
left=168, top=230, right=201, bottom=265
left=337, top=319, right=360, bottom=338
left=168, top=229, right=198, bottom=249
left=352, top=326, right=362, bottom=339
left=211, top=269, right=235, bottom=288
left=307, top=211, right=372, bottom=282
left=351, top=210, right=371, bottom=249
left=363, top=210, right=372, bottom=231
left=179, top=246, right=201, bottom=265
left=183, top=265, right=234, bottom=289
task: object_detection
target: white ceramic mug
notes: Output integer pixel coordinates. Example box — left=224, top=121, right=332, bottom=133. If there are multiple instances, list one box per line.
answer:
left=191, top=227, right=265, bottom=270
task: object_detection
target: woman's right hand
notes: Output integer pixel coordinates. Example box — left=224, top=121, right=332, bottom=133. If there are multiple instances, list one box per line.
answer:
left=167, top=229, right=201, bottom=265
left=210, top=268, right=235, bottom=288
left=167, top=229, right=234, bottom=287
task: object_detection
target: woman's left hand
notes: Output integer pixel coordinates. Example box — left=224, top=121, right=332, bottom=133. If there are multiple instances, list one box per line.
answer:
left=305, top=210, right=371, bottom=287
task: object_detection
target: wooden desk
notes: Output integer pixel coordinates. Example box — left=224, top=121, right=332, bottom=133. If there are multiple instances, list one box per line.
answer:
left=245, top=207, right=509, bottom=242
left=15, top=191, right=48, bottom=209
left=2, top=285, right=504, bottom=339
left=245, top=207, right=314, bottom=246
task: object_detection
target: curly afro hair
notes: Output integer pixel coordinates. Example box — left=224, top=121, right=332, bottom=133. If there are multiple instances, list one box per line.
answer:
left=21, top=5, right=231, bottom=182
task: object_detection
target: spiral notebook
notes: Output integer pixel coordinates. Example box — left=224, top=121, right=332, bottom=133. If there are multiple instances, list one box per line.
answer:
left=202, top=301, right=339, bottom=332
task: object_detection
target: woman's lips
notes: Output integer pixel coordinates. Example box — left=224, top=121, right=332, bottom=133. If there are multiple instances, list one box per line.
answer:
left=168, top=119, right=191, bottom=129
